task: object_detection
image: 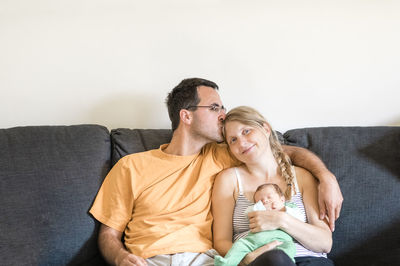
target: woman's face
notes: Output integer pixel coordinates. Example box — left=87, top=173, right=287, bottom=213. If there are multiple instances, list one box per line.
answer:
left=224, top=120, right=270, bottom=163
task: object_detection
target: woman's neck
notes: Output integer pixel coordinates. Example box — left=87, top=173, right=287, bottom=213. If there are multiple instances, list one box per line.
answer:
left=244, top=152, right=280, bottom=182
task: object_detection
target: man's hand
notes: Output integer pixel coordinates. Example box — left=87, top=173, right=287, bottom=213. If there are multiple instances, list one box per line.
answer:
left=116, top=250, right=147, bottom=266
left=318, top=173, right=343, bottom=232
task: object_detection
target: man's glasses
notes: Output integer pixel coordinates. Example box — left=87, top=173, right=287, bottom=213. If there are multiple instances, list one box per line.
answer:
left=187, top=104, right=227, bottom=113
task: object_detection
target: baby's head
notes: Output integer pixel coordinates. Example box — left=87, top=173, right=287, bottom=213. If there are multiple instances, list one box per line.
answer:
left=254, top=183, right=286, bottom=211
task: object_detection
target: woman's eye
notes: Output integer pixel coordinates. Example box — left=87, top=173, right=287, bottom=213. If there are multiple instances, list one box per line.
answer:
left=243, top=129, right=250, bottom=135
left=230, top=138, right=237, bottom=144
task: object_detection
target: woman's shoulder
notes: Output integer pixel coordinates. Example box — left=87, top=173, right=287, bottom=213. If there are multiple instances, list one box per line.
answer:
left=216, top=166, right=237, bottom=181
left=213, top=167, right=241, bottom=201
left=214, top=167, right=241, bottom=190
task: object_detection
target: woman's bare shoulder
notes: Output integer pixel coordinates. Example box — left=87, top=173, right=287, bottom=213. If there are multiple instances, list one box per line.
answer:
left=214, top=167, right=239, bottom=192
left=216, top=167, right=237, bottom=183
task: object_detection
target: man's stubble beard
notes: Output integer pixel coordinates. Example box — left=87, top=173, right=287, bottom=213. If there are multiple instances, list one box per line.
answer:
left=191, top=120, right=223, bottom=144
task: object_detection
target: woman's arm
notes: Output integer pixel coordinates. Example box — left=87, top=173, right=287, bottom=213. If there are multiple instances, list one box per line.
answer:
left=212, top=168, right=237, bottom=256
left=248, top=167, right=332, bottom=253
left=282, top=167, right=332, bottom=252
left=283, top=144, right=343, bottom=231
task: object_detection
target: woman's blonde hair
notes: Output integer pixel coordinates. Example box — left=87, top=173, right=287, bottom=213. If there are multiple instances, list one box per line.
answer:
left=223, top=106, right=295, bottom=199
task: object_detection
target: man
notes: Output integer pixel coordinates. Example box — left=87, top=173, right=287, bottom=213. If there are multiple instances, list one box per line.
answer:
left=90, top=78, right=343, bottom=266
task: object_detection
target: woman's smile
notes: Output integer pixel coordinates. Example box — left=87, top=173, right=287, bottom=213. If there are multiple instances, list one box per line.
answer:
left=241, top=144, right=255, bottom=155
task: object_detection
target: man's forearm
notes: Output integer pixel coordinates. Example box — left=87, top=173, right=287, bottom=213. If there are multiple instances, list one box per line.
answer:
left=98, top=224, right=129, bottom=265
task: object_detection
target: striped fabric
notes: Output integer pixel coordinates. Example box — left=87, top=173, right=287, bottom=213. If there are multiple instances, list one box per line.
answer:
left=232, top=168, right=327, bottom=258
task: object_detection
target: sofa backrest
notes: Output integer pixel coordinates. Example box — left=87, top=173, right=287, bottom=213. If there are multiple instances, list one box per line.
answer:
left=6, top=126, right=396, bottom=265
left=0, top=125, right=110, bottom=266
left=111, top=128, right=173, bottom=165
left=284, top=126, right=400, bottom=266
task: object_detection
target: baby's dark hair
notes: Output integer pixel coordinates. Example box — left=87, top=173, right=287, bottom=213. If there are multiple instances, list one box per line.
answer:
left=254, top=183, right=284, bottom=201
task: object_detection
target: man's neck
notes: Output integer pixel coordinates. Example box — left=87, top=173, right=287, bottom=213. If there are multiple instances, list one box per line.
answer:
left=163, top=130, right=209, bottom=156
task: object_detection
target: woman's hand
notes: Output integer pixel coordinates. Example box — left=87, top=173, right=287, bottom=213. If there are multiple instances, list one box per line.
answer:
left=247, top=210, right=285, bottom=233
left=240, top=240, right=283, bottom=265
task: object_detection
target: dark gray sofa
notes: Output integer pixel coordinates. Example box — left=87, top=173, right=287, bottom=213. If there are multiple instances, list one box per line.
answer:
left=1, top=125, right=399, bottom=265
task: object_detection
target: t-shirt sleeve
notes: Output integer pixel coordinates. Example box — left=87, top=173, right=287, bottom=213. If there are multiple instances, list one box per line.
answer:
left=89, top=157, right=135, bottom=232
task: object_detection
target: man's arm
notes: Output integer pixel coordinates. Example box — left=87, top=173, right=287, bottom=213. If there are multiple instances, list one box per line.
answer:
left=283, top=145, right=343, bottom=232
left=98, top=224, right=147, bottom=266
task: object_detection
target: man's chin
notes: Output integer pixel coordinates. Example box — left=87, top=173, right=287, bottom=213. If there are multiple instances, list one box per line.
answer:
left=215, top=135, right=224, bottom=143
left=215, top=129, right=224, bottom=143
left=203, top=132, right=224, bottom=144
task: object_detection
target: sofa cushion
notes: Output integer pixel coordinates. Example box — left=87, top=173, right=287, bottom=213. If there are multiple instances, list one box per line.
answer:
left=284, top=126, right=400, bottom=266
left=111, top=128, right=172, bottom=165
left=0, top=125, right=110, bottom=266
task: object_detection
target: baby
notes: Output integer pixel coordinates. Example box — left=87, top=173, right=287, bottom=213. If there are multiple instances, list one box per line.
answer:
left=214, top=183, right=302, bottom=266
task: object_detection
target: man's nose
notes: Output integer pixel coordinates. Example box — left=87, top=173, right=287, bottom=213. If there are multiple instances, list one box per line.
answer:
left=218, top=112, right=226, bottom=122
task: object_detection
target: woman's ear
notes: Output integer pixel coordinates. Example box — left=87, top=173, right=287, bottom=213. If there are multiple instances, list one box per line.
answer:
left=180, top=109, right=193, bottom=126
left=262, top=123, right=271, bottom=136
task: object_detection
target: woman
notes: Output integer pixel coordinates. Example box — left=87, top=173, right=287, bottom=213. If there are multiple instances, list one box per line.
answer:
left=212, top=106, right=333, bottom=266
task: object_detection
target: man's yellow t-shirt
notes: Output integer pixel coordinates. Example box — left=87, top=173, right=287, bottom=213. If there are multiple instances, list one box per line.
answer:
left=90, top=142, right=236, bottom=259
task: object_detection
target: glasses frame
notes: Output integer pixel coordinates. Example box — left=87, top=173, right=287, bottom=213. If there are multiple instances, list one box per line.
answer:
left=186, top=104, right=226, bottom=113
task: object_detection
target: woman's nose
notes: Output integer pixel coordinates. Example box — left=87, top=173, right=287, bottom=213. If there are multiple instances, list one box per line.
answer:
left=239, top=138, right=249, bottom=148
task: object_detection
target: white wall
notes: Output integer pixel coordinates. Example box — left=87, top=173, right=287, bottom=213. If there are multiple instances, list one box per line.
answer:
left=1, top=0, right=399, bottom=132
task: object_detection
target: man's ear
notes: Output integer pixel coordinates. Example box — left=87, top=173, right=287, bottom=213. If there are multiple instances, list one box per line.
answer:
left=180, top=109, right=193, bottom=125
